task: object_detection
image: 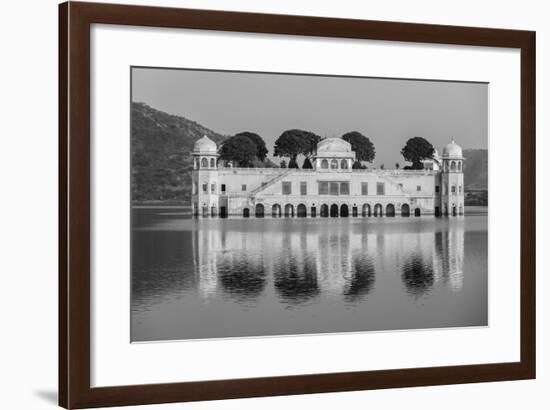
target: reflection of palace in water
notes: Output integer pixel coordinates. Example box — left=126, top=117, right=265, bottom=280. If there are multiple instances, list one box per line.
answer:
left=192, top=221, right=465, bottom=304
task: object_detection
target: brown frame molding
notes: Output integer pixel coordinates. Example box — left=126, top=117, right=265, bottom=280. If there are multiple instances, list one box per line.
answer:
left=59, top=2, right=536, bottom=408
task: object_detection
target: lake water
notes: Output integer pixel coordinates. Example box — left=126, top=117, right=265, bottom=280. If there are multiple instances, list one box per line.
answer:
left=131, top=207, right=488, bottom=342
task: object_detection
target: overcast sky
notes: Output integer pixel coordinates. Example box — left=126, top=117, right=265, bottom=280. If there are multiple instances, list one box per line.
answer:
left=132, top=67, right=488, bottom=167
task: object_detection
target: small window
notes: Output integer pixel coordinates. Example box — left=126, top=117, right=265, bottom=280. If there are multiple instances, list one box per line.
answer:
left=340, top=159, right=348, bottom=169
left=458, top=161, right=462, bottom=171
left=221, top=184, right=226, bottom=192
left=241, top=184, right=247, bottom=191
left=211, top=183, right=216, bottom=193
left=435, top=186, right=440, bottom=193
left=319, top=181, right=329, bottom=195
left=376, top=182, right=385, bottom=195
left=202, top=183, right=207, bottom=193
left=417, top=185, right=421, bottom=191
left=321, top=159, right=329, bottom=169
left=210, top=158, right=215, bottom=168
left=329, top=182, right=339, bottom=195
left=282, top=181, right=292, bottom=195
left=451, top=185, right=456, bottom=193
left=331, top=159, right=338, bottom=170
left=361, top=182, right=368, bottom=195
left=340, top=182, right=350, bottom=195
left=201, top=158, right=208, bottom=168
left=300, top=182, right=307, bottom=195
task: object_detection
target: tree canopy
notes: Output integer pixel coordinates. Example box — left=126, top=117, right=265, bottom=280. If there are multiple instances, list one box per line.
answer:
left=218, top=134, right=258, bottom=167
left=235, top=131, right=268, bottom=161
left=400, top=137, right=435, bottom=170
left=352, top=161, right=367, bottom=170
left=273, top=129, right=321, bottom=162
left=302, top=157, right=313, bottom=169
left=342, top=131, right=376, bottom=163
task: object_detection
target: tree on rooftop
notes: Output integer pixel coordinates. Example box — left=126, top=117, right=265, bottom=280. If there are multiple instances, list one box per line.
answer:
left=235, top=131, right=268, bottom=161
left=400, top=136, right=435, bottom=170
left=302, top=157, right=313, bottom=169
left=218, top=134, right=257, bottom=167
left=273, top=129, right=321, bottom=164
left=342, top=131, right=376, bottom=163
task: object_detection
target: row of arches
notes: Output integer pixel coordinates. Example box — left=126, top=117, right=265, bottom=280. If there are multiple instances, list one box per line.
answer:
left=194, top=156, right=217, bottom=169
left=243, top=203, right=421, bottom=218
left=445, top=160, right=462, bottom=172
left=319, top=158, right=350, bottom=170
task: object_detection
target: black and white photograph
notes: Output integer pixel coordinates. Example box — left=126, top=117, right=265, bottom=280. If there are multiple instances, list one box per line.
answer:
left=131, top=67, right=488, bottom=342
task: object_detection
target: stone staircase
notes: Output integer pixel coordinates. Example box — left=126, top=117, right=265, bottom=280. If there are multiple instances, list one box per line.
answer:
left=249, top=169, right=294, bottom=199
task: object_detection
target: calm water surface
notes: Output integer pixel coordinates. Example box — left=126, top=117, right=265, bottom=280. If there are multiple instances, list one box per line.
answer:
left=131, top=207, right=488, bottom=341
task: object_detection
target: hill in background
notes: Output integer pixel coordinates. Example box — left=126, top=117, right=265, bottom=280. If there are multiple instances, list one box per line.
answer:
left=463, top=149, right=488, bottom=190
left=131, top=102, right=227, bottom=202
left=131, top=103, right=488, bottom=204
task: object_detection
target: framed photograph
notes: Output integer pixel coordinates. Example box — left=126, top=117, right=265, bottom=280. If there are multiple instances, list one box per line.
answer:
left=59, top=1, right=536, bottom=408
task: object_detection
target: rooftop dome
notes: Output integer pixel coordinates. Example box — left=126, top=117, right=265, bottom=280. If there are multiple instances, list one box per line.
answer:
left=442, top=139, right=463, bottom=159
left=317, top=137, right=352, bottom=153
left=192, top=135, right=217, bottom=154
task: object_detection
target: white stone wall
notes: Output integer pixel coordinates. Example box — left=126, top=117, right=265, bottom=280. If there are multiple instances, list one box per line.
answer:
left=191, top=166, right=465, bottom=218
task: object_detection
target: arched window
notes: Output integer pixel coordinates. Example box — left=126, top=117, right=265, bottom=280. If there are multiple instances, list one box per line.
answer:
left=321, top=159, right=329, bottom=169
left=243, top=208, right=250, bottom=218
left=386, top=204, right=395, bottom=217
left=210, top=158, right=215, bottom=168
left=362, top=204, right=371, bottom=217
left=451, top=161, right=456, bottom=171
left=284, top=204, right=294, bottom=218
left=330, top=159, right=338, bottom=170
left=297, top=204, right=307, bottom=217
left=272, top=204, right=281, bottom=218
left=457, top=161, right=462, bottom=171
left=255, top=203, right=265, bottom=218
left=201, top=157, right=208, bottom=168
left=401, top=204, right=410, bottom=217
left=340, top=159, right=348, bottom=169
left=340, top=204, right=349, bottom=217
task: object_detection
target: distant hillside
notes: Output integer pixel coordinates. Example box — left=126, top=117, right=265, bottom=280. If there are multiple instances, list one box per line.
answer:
left=131, top=102, right=227, bottom=202
left=462, top=149, right=488, bottom=190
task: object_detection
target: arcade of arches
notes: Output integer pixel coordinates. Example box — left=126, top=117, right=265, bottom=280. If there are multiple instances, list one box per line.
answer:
left=238, top=202, right=423, bottom=218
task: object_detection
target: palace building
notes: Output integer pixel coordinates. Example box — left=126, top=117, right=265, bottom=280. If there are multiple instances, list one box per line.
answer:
left=191, top=136, right=465, bottom=218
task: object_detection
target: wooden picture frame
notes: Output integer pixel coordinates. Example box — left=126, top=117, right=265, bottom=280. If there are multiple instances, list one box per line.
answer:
left=59, top=1, right=536, bottom=408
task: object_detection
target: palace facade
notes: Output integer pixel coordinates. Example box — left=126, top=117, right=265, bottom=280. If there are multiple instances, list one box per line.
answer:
left=191, top=136, right=465, bottom=218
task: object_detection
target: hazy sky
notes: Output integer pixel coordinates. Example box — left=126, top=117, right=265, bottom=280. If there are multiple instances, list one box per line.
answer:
left=132, top=67, right=488, bottom=167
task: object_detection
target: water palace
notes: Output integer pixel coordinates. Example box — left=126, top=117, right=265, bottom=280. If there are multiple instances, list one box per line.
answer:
left=191, top=136, right=465, bottom=218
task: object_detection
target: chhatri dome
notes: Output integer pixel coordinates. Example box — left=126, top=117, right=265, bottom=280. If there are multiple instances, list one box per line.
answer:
left=315, top=137, right=355, bottom=160
left=192, top=135, right=217, bottom=154
left=442, top=138, right=463, bottom=159
left=317, top=137, right=352, bottom=153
